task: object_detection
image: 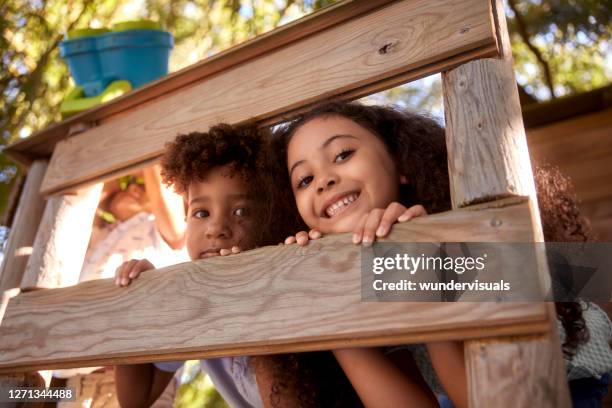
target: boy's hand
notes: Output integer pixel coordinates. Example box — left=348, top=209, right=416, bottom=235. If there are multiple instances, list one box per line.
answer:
left=115, top=259, right=155, bottom=287
left=283, top=229, right=322, bottom=246
left=353, top=203, right=426, bottom=246
left=219, top=246, right=242, bottom=256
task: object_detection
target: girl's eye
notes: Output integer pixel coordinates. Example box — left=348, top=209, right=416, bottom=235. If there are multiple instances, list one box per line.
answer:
left=193, top=209, right=209, bottom=219
left=297, top=175, right=313, bottom=189
left=334, top=149, right=354, bottom=163
left=233, top=207, right=248, bottom=217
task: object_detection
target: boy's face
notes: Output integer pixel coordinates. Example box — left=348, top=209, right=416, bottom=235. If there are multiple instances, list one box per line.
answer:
left=185, top=165, right=256, bottom=260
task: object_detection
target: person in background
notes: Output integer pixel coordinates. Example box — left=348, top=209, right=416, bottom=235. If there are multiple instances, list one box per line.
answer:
left=54, top=164, right=187, bottom=408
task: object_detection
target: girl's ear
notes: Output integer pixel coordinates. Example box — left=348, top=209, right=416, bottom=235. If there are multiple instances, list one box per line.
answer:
left=400, top=175, right=409, bottom=184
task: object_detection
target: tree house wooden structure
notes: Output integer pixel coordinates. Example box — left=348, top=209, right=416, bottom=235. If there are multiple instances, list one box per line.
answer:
left=0, top=1, right=571, bottom=406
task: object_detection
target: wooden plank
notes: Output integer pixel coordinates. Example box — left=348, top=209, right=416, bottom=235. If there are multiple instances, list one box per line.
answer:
left=0, top=160, right=48, bottom=294
left=0, top=201, right=551, bottom=373
left=465, top=333, right=569, bottom=407
left=442, top=61, right=536, bottom=208
left=442, top=1, right=570, bottom=406
left=20, top=184, right=102, bottom=290
left=38, top=0, right=498, bottom=195
left=4, top=0, right=400, bottom=163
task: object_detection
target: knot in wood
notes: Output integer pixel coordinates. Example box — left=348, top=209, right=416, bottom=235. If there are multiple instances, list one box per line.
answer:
left=460, top=27, right=470, bottom=34
left=490, top=218, right=503, bottom=227
left=378, top=42, right=397, bottom=55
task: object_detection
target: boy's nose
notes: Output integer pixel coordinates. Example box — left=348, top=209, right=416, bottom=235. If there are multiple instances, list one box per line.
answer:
left=205, top=218, right=232, bottom=239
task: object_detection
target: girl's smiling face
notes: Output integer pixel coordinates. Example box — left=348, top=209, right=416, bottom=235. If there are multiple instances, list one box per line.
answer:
left=287, top=115, right=402, bottom=234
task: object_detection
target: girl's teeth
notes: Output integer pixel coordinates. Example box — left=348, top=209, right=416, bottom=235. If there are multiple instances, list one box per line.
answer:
left=326, top=194, right=358, bottom=217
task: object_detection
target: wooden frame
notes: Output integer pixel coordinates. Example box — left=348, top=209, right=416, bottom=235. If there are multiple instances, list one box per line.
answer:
left=0, top=0, right=570, bottom=405
left=0, top=199, right=550, bottom=373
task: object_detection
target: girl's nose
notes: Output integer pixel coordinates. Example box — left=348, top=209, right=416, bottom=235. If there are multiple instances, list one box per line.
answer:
left=316, top=174, right=338, bottom=193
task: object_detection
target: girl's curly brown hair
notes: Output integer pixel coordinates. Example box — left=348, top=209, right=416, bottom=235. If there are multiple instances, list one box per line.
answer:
left=261, top=100, right=592, bottom=404
left=270, top=100, right=452, bottom=215
left=534, top=165, right=592, bottom=359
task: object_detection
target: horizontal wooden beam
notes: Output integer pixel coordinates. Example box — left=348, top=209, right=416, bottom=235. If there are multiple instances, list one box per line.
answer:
left=35, top=0, right=497, bottom=195
left=0, top=199, right=550, bottom=373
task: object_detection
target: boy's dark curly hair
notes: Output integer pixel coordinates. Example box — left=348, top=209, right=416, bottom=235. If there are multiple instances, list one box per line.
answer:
left=161, top=123, right=262, bottom=196
left=261, top=100, right=593, bottom=404
left=160, top=122, right=305, bottom=246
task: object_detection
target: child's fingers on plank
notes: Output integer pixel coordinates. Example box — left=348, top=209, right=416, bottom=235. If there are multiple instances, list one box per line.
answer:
left=231, top=246, right=241, bottom=254
left=129, top=259, right=154, bottom=279
left=284, top=235, right=297, bottom=245
left=362, top=209, right=385, bottom=246
left=115, top=262, right=128, bottom=286
left=115, top=260, right=131, bottom=286
left=119, top=259, right=138, bottom=286
left=398, top=204, right=427, bottom=222
left=376, top=202, right=407, bottom=237
left=220, top=248, right=231, bottom=256
left=352, top=213, right=369, bottom=244
left=308, top=229, right=322, bottom=240
left=296, top=231, right=310, bottom=246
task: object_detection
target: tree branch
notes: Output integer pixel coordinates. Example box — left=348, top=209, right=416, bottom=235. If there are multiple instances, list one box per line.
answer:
left=508, top=0, right=556, bottom=99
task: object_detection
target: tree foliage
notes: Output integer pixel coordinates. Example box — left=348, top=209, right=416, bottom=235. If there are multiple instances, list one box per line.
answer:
left=507, top=0, right=611, bottom=100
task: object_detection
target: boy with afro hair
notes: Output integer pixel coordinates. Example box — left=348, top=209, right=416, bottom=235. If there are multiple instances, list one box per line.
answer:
left=113, top=122, right=300, bottom=408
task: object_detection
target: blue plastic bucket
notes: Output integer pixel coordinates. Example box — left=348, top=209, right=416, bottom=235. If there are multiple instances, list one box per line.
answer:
left=97, top=30, right=173, bottom=89
left=59, top=29, right=112, bottom=97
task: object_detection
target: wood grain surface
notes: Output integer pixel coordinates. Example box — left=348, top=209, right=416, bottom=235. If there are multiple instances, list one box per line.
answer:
left=0, top=160, right=48, bottom=294
left=443, top=2, right=571, bottom=405
left=0, top=200, right=551, bottom=373
left=466, top=333, right=570, bottom=407
left=38, top=0, right=497, bottom=195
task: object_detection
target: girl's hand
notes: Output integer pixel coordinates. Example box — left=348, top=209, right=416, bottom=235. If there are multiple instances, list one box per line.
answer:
left=219, top=246, right=242, bottom=256
left=115, top=259, right=155, bottom=287
left=353, top=203, right=427, bottom=246
left=283, top=229, right=322, bottom=246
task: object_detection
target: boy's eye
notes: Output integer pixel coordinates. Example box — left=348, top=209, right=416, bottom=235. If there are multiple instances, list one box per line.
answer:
left=334, top=149, right=354, bottom=163
left=193, top=209, right=209, bottom=218
left=233, top=207, right=248, bottom=217
left=297, top=175, right=313, bottom=189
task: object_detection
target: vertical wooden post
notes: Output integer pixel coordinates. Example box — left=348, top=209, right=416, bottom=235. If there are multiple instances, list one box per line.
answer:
left=20, top=184, right=102, bottom=289
left=441, top=0, right=570, bottom=406
left=0, top=160, right=48, bottom=295
left=0, top=161, right=48, bottom=405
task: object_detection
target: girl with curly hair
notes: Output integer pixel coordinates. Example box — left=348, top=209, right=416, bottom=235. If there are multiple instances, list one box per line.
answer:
left=267, top=100, right=612, bottom=407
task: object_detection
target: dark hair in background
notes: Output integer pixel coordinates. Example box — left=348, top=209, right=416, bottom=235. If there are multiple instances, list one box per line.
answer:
left=534, top=165, right=592, bottom=358
left=261, top=101, right=593, bottom=405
